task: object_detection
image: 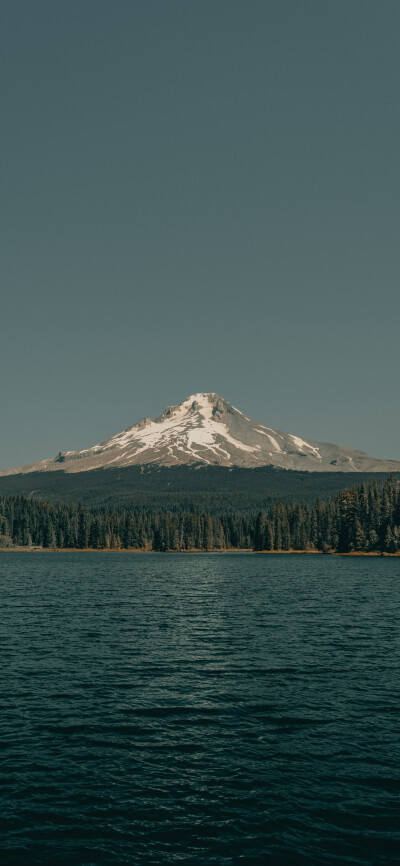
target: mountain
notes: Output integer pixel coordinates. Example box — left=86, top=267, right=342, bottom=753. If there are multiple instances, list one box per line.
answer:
left=2, top=392, right=399, bottom=476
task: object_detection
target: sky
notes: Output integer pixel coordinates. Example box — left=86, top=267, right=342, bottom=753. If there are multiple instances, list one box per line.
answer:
left=1, top=0, right=399, bottom=470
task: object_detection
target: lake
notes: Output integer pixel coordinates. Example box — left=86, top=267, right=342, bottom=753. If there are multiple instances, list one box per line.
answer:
left=0, top=552, right=399, bottom=864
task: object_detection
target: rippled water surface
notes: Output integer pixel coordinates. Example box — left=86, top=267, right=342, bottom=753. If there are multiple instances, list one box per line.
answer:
left=1, top=552, right=399, bottom=864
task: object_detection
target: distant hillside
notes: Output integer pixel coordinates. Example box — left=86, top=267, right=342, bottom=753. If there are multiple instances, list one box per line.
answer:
left=0, top=464, right=399, bottom=513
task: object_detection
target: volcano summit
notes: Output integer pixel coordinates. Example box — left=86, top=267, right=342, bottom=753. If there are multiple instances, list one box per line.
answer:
left=2, top=393, right=400, bottom=476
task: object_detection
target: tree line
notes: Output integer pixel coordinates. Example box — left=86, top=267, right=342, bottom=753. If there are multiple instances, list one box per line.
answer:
left=0, top=476, right=399, bottom=553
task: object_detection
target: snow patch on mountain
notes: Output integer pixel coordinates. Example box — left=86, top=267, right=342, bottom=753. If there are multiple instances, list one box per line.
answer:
left=290, top=434, right=322, bottom=459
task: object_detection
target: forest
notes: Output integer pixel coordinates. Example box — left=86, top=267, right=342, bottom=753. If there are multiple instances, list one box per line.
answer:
left=1, top=465, right=398, bottom=511
left=0, top=476, right=399, bottom=554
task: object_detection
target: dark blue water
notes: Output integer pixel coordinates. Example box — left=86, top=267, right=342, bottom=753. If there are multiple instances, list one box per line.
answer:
left=0, top=553, right=399, bottom=865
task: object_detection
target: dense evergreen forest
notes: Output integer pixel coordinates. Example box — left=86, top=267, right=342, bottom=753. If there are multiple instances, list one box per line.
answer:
left=1, top=465, right=398, bottom=511
left=1, top=477, right=399, bottom=553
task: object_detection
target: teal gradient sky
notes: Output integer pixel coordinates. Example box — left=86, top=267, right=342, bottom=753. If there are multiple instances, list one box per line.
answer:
left=1, top=0, right=399, bottom=469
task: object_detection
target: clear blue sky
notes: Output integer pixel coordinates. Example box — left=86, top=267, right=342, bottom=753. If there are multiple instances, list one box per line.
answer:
left=1, top=0, right=399, bottom=470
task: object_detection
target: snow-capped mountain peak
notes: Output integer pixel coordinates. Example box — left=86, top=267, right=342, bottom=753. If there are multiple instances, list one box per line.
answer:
left=2, top=392, right=400, bottom=475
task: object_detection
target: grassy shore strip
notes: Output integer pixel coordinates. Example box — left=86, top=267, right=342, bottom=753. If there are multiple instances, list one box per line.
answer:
left=1, top=547, right=400, bottom=556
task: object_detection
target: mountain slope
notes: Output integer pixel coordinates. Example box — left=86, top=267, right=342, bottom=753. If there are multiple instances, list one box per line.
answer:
left=2, top=392, right=399, bottom=475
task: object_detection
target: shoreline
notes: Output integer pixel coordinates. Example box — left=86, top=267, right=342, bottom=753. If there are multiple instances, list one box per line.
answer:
left=1, top=547, right=399, bottom=556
